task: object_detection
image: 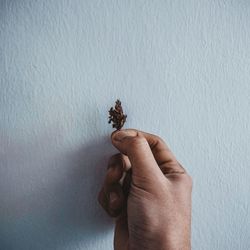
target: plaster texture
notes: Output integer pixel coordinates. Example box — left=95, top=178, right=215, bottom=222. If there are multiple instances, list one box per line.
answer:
left=1, top=1, right=250, bottom=249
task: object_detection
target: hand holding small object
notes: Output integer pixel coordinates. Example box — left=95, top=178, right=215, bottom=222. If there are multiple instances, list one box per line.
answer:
left=98, top=128, right=192, bottom=250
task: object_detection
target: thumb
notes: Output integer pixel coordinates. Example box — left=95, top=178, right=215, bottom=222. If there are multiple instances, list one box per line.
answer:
left=111, top=129, right=163, bottom=181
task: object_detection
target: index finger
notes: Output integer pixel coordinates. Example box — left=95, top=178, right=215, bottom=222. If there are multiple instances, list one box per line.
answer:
left=112, top=129, right=186, bottom=175
left=140, top=130, right=186, bottom=174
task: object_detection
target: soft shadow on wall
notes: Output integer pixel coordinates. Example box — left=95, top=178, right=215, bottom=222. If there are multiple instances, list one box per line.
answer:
left=0, top=134, right=115, bottom=250
left=52, top=136, right=115, bottom=248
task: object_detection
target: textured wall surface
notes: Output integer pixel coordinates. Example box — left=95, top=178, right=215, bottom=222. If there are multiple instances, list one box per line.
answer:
left=1, top=1, right=250, bottom=249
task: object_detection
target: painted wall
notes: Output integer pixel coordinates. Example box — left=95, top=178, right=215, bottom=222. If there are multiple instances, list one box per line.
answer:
left=1, top=1, right=250, bottom=249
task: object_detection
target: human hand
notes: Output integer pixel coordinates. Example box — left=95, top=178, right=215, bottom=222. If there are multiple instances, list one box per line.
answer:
left=98, top=129, right=192, bottom=250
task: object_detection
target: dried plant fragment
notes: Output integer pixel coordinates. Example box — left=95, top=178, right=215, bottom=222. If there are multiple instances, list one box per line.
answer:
left=108, top=99, right=127, bottom=130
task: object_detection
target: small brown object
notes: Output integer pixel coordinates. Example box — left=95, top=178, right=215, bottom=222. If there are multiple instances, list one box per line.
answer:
left=108, top=99, right=127, bottom=130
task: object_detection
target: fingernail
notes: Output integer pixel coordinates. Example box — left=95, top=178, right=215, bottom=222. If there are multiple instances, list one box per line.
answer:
left=109, top=192, right=119, bottom=204
left=112, top=130, right=137, bottom=142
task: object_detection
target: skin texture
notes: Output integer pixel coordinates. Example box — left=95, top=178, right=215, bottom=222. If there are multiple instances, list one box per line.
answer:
left=98, top=129, right=192, bottom=250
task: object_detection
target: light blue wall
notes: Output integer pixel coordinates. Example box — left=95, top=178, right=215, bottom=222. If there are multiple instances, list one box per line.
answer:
left=1, top=1, right=250, bottom=249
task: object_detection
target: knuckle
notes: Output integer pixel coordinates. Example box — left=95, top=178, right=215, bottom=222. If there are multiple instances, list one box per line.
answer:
left=180, top=174, right=193, bottom=189
left=108, top=153, right=123, bottom=169
left=155, top=135, right=165, bottom=144
left=109, top=153, right=122, bottom=162
left=168, top=171, right=192, bottom=189
left=154, top=135, right=168, bottom=149
left=177, top=162, right=187, bottom=173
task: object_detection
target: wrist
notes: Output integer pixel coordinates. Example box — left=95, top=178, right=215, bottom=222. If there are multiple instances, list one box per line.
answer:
left=129, top=227, right=191, bottom=250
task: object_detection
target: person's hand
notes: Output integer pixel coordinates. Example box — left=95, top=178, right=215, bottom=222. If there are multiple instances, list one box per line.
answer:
left=98, top=129, right=192, bottom=250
